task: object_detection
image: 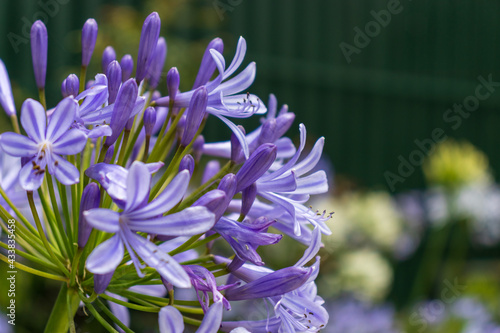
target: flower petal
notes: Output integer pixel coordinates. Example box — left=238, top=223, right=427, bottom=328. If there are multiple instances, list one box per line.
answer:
left=197, top=301, right=223, bottom=333
left=129, top=170, right=190, bottom=219
left=83, top=208, right=120, bottom=233
left=124, top=162, right=151, bottom=213
left=127, top=232, right=191, bottom=288
left=86, top=234, right=124, bottom=274
left=46, top=97, right=78, bottom=141
left=18, top=158, right=45, bottom=191
left=52, top=129, right=87, bottom=155
left=159, top=306, right=184, bottom=333
left=223, top=36, right=247, bottom=79
left=52, top=154, right=80, bottom=185
left=0, top=59, right=16, bottom=116
left=20, top=98, right=46, bottom=142
left=0, top=132, right=38, bottom=157
left=127, top=206, right=215, bottom=236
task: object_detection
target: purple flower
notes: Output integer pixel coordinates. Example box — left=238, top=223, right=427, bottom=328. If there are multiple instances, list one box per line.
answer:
left=0, top=97, right=87, bottom=190
left=30, top=20, right=48, bottom=89
left=102, top=46, right=116, bottom=73
left=159, top=301, right=223, bottom=333
left=203, top=94, right=296, bottom=162
left=0, top=149, right=26, bottom=212
left=135, top=12, right=161, bottom=83
left=192, top=37, right=224, bottom=89
left=61, top=74, right=79, bottom=98
left=0, top=59, right=16, bottom=116
left=147, top=37, right=167, bottom=89
left=85, top=162, right=163, bottom=208
left=81, top=18, right=98, bottom=67
left=84, top=162, right=216, bottom=287
left=155, top=37, right=266, bottom=158
left=106, top=60, right=122, bottom=104
left=120, top=54, right=134, bottom=82
left=105, top=78, right=138, bottom=146
left=184, top=265, right=232, bottom=311
left=181, top=86, right=208, bottom=147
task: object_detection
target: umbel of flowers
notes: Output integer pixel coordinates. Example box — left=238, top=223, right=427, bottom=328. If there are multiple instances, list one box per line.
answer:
left=0, top=12, right=331, bottom=332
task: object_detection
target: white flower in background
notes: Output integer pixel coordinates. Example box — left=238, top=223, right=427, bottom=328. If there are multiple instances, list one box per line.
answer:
left=329, top=248, right=393, bottom=302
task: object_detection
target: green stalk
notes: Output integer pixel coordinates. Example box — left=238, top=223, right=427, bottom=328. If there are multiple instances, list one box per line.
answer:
left=10, top=114, right=20, bottom=134
left=46, top=174, right=73, bottom=257
left=27, top=191, right=70, bottom=277
left=79, top=65, right=87, bottom=93
left=38, top=87, right=47, bottom=110
left=44, top=284, right=80, bottom=333
left=0, top=241, right=59, bottom=271
left=95, top=299, right=135, bottom=333
left=80, top=298, right=119, bottom=333
left=0, top=253, right=67, bottom=282
left=117, top=129, right=131, bottom=166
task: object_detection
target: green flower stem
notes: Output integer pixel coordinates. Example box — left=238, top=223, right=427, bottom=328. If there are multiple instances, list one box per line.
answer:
left=120, top=118, right=144, bottom=166
left=58, top=182, right=73, bottom=243
left=10, top=114, right=20, bottom=134
left=0, top=186, right=37, bottom=236
left=141, top=135, right=151, bottom=162
left=408, top=224, right=451, bottom=303
left=176, top=161, right=234, bottom=212
left=0, top=209, right=55, bottom=262
left=150, top=145, right=184, bottom=199
left=37, top=187, right=62, bottom=252
left=81, top=299, right=119, bottom=333
left=167, top=234, right=202, bottom=257
left=212, top=268, right=230, bottom=278
left=97, top=143, right=110, bottom=164
left=38, top=87, right=47, bottom=110
left=46, top=174, right=73, bottom=257
left=179, top=255, right=214, bottom=266
left=100, top=293, right=160, bottom=313
left=79, top=65, right=87, bottom=93
left=117, top=129, right=132, bottom=166
left=95, top=299, right=135, bottom=333
left=44, top=284, right=80, bottom=333
left=0, top=253, right=67, bottom=282
left=175, top=305, right=205, bottom=315
left=183, top=316, right=203, bottom=327
left=0, top=241, right=59, bottom=271
left=27, top=191, right=70, bottom=277
left=147, top=108, right=185, bottom=163
left=69, top=248, right=83, bottom=287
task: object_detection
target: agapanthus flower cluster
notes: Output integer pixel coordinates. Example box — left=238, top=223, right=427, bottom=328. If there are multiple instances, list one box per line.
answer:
left=0, top=12, right=331, bottom=332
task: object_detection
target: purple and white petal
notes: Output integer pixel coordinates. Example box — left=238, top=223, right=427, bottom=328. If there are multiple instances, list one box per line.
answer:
left=127, top=206, right=215, bottom=236
left=129, top=170, right=190, bottom=219
left=46, top=97, right=78, bottom=141
left=20, top=99, right=46, bottom=142
left=158, top=306, right=184, bottom=333
left=51, top=129, right=87, bottom=155
left=86, top=234, right=124, bottom=274
left=52, top=154, right=80, bottom=185
left=196, top=301, right=223, bottom=333
left=83, top=209, right=120, bottom=233
left=124, top=162, right=151, bottom=213
left=18, top=158, right=45, bottom=191
left=0, top=133, right=38, bottom=157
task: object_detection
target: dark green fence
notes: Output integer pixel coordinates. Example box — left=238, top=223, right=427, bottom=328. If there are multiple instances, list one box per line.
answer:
left=1, top=0, right=499, bottom=191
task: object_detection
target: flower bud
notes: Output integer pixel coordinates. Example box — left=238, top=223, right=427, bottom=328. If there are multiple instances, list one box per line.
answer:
left=179, top=154, right=194, bottom=176
left=181, top=86, right=207, bottom=147
left=105, top=79, right=138, bottom=146
left=101, top=46, right=116, bottom=73
left=106, top=60, right=122, bottom=104
left=94, top=272, right=113, bottom=294
left=81, top=18, right=98, bottom=67
left=120, top=54, right=134, bottom=82
left=236, top=143, right=277, bottom=192
left=166, top=67, right=180, bottom=102
left=30, top=20, right=48, bottom=89
left=78, top=183, right=100, bottom=248
left=192, top=135, right=205, bottom=162
left=202, top=160, right=220, bottom=184
left=143, top=107, right=156, bottom=137
left=258, top=118, right=276, bottom=145
left=231, top=125, right=246, bottom=164
left=241, top=183, right=257, bottom=218
left=136, top=12, right=161, bottom=83
left=147, top=37, right=167, bottom=90
left=61, top=74, right=79, bottom=98
left=192, top=37, right=223, bottom=89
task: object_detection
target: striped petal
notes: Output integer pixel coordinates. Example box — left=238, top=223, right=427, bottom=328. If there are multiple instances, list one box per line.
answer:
left=46, top=97, right=78, bottom=141
left=83, top=208, right=120, bottom=233
left=86, top=234, right=124, bottom=274
left=124, top=162, right=151, bottom=213
left=20, top=98, right=46, bottom=142
left=159, top=306, right=184, bottom=333
left=52, top=128, right=87, bottom=155
left=0, top=132, right=38, bottom=157
left=52, top=154, right=80, bottom=185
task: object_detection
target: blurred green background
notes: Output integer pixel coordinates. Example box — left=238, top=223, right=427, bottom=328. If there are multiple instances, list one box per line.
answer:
left=1, top=1, right=500, bottom=332
left=1, top=0, right=498, bottom=191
